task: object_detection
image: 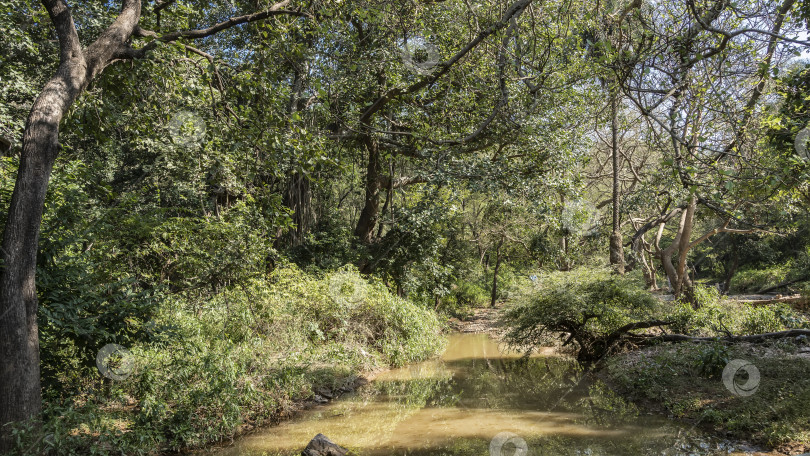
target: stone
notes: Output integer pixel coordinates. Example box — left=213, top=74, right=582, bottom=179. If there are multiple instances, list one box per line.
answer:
left=315, top=387, right=334, bottom=399
left=301, top=433, right=349, bottom=456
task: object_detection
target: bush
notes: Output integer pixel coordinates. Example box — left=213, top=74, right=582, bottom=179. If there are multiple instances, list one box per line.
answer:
left=669, top=285, right=810, bottom=336
left=453, top=280, right=489, bottom=308
left=730, top=264, right=796, bottom=293
left=502, top=268, right=663, bottom=363
left=438, top=280, right=489, bottom=317
left=10, top=265, right=445, bottom=455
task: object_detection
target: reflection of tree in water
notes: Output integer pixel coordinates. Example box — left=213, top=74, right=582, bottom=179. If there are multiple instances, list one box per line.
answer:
left=450, top=356, right=585, bottom=411
left=393, top=429, right=727, bottom=456
left=369, top=375, right=460, bottom=409
left=363, top=356, right=730, bottom=456
left=241, top=342, right=738, bottom=456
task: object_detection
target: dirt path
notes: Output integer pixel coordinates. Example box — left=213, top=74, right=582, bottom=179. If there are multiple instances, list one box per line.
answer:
left=447, top=306, right=505, bottom=337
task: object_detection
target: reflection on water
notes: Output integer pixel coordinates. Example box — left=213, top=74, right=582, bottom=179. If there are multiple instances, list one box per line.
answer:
left=213, top=334, right=752, bottom=456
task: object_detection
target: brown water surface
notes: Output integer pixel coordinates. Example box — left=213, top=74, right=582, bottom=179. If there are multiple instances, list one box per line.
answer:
left=213, top=333, right=756, bottom=456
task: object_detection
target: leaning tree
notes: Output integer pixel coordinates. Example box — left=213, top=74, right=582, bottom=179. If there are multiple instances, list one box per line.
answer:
left=0, top=0, right=316, bottom=447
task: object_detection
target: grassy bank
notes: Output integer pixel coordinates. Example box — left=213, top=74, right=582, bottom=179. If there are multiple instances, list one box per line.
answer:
left=600, top=288, right=810, bottom=452
left=9, top=266, right=445, bottom=456
left=602, top=341, right=810, bottom=452
left=501, top=268, right=810, bottom=452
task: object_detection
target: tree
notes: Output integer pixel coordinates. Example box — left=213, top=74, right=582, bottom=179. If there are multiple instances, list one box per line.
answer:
left=616, top=0, right=802, bottom=299
left=0, top=0, right=312, bottom=447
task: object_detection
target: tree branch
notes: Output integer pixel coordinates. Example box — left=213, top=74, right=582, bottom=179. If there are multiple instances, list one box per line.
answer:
left=357, top=0, right=532, bottom=125
left=130, top=0, right=310, bottom=57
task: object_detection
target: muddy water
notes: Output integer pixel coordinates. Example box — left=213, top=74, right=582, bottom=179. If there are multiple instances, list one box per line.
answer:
left=214, top=333, right=753, bottom=456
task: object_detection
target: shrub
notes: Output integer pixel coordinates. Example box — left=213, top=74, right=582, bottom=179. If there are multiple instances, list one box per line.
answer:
left=730, top=264, right=796, bottom=293
left=453, top=280, right=489, bottom=308
left=438, top=280, right=489, bottom=318
left=502, top=268, right=663, bottom=363
left=669, top=286, right=810, bottom=336
left=10, top=265, right=445, bottom=455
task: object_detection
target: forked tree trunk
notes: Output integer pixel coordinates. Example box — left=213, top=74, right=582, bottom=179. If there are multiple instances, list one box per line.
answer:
left=674, top=196, right=697, bottom=296
left=655, top=196, right=696, bottom=299
left=0, top=0, right=143, bottom=447
left=632, top=235, right=658, bottom=290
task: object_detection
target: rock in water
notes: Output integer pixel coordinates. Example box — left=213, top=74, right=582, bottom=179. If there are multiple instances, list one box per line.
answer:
left=301, top=433, right=349, bottom=456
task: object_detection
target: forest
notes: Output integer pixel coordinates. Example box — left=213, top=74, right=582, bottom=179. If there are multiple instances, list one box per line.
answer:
left=2, top=0, right=810, bottom=454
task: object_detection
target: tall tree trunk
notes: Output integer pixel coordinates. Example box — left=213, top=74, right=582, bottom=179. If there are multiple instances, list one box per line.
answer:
left=633, top=235, right=658, bottom=290
left=655, top=195, right=696, bottom=299
left=490, top=236, right=504, bottom=308
left=722, top=253, right=739, bottom=295
left=277, top=65, right=313, bottom=248
left=559, top=193, right=569, bottom=271
left=0, top=0, right=143, bottom=446
left=609, top=90, right=625, bottom=274
left=674, top=195, right=696, bottom=297
left=0, top=70, right=83, bottom=449
left=657, top=213, right=684, bottom=294
left=354, top=136, right=382, bottom=244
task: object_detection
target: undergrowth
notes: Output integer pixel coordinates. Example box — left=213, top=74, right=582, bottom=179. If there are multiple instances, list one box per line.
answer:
left=9, top=265, right=445, bottom=456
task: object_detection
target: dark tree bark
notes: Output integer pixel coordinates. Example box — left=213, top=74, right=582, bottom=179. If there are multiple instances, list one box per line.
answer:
left=280, top=172, right=313, bottom=247
left=354, top=136, right=382, bottom=244
left=0, top=0, right=143, bottom=447
left=278, top=64, right=314, bottom=248
left=722, top=252, right=739, bottom=294
left=0, top=0, right=302, bottom=448
left=609, top=90, right=625, bottom=274
left=490, top=236, right=504, bottom=308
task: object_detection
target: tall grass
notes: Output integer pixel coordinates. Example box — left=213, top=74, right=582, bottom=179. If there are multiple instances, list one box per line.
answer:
left=10, top=265, right=445, bottom=455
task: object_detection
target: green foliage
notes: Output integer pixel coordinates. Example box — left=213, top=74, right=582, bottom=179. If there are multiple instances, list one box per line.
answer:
left=502, top=268, right=662, bottom=357
left=669, top=287, right=810, bottom=337
left=695, top=342, right=730, bottom=378
left=10, top=266, right=444, bottom=455
left=454, top=280, right=490, bottom=308
left=730, top=263, right=804, bottom=294
left=605, top=342, right=810, bottom=447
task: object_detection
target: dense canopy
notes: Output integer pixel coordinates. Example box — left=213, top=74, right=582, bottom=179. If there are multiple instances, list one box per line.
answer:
left=2, top=0, right=810, bottom=453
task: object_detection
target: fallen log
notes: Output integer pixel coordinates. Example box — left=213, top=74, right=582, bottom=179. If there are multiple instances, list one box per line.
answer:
left=756, top=276, right=809, bottom=294
left=581, top=325, right=810, bottom=366
left=647, top=329, right=810, bottom=344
